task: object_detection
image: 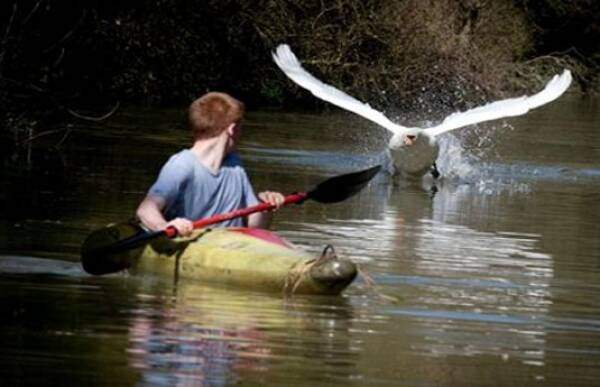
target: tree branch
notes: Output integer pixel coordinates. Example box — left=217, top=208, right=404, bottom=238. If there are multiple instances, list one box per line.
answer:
left=0, top=1, right=18, bottom=68
left=42, top=10, right=87, bottom=54
left=67, top=101, right=120, bottom=122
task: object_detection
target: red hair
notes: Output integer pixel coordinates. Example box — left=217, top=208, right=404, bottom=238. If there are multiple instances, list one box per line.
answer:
left=188, top=92, right=245, bottom=139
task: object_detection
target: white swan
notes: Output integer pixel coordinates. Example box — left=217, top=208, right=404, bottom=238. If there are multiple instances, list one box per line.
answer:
left=272, top=44, right=573, bottom=178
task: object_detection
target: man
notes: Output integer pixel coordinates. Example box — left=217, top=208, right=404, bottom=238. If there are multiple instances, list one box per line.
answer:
left=136, top=92, right=284, bottom=237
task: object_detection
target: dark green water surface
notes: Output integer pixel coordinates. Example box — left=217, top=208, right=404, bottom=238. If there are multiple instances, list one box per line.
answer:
left=1, top=95, right=600, bottom=386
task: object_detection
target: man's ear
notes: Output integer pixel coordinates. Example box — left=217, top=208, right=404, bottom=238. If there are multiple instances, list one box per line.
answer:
left=225, top=123, right=236, bottom=136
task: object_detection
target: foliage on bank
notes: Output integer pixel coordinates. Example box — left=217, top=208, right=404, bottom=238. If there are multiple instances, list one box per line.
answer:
left=0, top=0, right=597, bottom=143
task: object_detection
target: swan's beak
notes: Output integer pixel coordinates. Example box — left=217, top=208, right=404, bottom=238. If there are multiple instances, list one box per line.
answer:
left=389, top=131, right=420, bottom=150
left=404, top=134, right=417, bottom=146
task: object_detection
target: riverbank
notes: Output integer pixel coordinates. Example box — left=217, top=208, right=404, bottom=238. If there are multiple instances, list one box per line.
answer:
left=1, top=0, right=597, bottom=146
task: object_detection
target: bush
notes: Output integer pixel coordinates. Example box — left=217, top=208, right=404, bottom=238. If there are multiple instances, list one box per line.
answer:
left=245, top=0, right=538, bottom=120
left=0, top=0, right=597, bottom=142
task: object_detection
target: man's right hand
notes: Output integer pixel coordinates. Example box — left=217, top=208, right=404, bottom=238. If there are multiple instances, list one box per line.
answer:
left=165, top=217, right=194, bottom=237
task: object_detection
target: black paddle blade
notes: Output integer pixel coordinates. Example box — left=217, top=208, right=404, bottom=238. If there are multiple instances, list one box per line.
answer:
left=307, top=165, right=381, bottom=203
left=81, top=223, right=161, bottom=275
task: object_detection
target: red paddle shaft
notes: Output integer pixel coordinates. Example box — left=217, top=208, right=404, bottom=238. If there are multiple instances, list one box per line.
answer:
left=163, top=192, right=308, bottom=238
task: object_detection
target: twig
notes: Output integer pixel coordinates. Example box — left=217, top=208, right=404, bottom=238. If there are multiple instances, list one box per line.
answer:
left=2, top=2, right=18, bottom=43
left=312, top=1, right=337, bottom=31
left=304, top=59, right=359, bottom=67
left=356, top=265, right=399, bottom=303
left=3, top=75, right=120, bottom=120
left=42, top=10, right=86, bottom=54
left=0, top=2, right=18, bottom=67
left=67, top=101, right=120, bottom=122
left=1, top=75, right=48, bottom=93
left=54, top=127, right=73, bottom=148
left=52, top=47, right=65, bottom=68
left=20, top=128, right=65, bottom=145
left=22, top=0, right=44, bottom=26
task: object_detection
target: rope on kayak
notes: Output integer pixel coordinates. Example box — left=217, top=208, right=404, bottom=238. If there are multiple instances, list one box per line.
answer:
left=283, top=244, right=338, bottom=296
left=283, top=260, right=313, bottom=296
left=282, top=246, right=397, bottom=301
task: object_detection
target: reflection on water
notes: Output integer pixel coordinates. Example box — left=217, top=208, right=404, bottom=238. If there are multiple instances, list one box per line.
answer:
left=125, top=282, right=357, bottom=386
left=1, top=95, right=600, bottom=385
left=0, top=265, right=358, bottom=385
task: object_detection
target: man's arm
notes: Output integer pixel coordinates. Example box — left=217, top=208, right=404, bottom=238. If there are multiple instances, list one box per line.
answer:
left=136, top=195, right=167, bottom=230
left=247, top=211, right=273, bottom=229
left=136, top=195, right=193, bottom=236
left=247, top=191, right=284, bottom=229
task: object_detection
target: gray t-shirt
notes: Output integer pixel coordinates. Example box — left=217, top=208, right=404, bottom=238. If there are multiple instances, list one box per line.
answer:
left=148, top=149, right=259, bottom=227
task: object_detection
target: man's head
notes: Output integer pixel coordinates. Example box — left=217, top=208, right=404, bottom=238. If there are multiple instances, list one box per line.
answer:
left=189, top=92, right=245, bottom=141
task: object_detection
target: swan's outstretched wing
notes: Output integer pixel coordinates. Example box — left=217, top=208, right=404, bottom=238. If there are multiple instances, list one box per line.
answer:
left=273, top=44, right=407, bottom=135
left=424, top=70, right=572, bottom=137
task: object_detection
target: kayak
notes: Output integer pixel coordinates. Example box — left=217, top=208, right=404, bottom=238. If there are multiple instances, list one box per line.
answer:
left=81, top=222, right=357, bottom=295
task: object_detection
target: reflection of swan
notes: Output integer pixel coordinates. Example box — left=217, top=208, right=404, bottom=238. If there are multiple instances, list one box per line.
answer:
left=388, top=184, right=553, bottom=361
left=273, top=44, right=572, bottom=178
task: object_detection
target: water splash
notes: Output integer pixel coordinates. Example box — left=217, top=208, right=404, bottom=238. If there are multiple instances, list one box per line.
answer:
left=435, top=133, right=478, bottom=182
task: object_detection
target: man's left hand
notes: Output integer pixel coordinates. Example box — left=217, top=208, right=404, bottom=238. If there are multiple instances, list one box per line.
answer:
left=258, top=191, right=285, bottom=209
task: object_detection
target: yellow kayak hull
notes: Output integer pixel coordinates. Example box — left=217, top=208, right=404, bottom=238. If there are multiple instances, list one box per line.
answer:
left=82, top=223, right=357, bottom=295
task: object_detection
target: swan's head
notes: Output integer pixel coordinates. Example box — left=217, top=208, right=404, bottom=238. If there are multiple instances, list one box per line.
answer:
left=388, top=129, right=427, bottom=150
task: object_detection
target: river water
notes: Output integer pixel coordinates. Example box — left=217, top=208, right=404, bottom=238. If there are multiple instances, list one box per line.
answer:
left=1, top=95, right=599, bottom=386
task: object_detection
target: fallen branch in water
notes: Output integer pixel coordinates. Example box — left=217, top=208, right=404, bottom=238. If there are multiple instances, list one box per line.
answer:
left=67, top=101, right=120, bottom=122
left=20, top=127, right=68, bottom=145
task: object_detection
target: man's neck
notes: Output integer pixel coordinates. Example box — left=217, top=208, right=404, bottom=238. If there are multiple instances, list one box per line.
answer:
left=189, top=137, right=229, bottom=173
